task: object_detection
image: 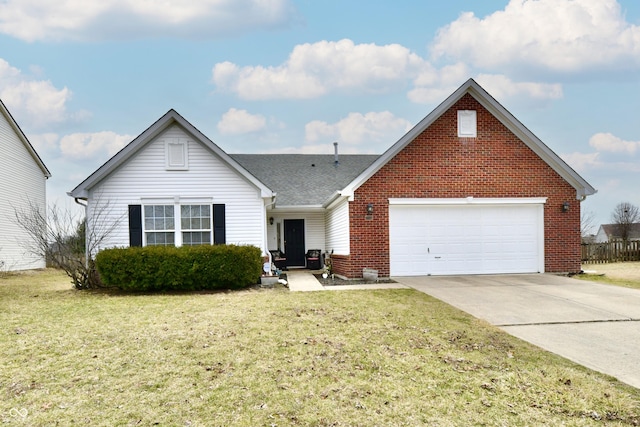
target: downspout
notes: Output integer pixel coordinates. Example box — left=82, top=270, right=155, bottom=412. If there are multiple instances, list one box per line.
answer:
left=264, top=194, right=277, bottom=264
left=73, top=197, right=89, bottom=269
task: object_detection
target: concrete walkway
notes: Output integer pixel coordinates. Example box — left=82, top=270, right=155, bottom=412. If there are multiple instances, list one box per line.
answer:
left=285, top=269, right=408, bottom=292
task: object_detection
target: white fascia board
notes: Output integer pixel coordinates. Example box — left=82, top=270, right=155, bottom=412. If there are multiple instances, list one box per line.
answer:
left=341, top=80, right=475, bottom=196
left=162, top=112, right=275, bottom=199
left=69, top=109, right=275, bottom=199
left=341, top=78, right=595, bottom=201
left=68, top=111, right=177, bottom=197
left=466, top=84, right=596, bottom=200
left=323, top=191, right=350, bottom=209
left=389, top=197, right=548, bottom=205
left=270, top=205, right=325, bottom=212
left=0, top=99, right=51, bottom=178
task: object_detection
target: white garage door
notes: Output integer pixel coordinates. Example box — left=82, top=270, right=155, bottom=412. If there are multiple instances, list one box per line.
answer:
left=389, top=199, right=545, bottom=276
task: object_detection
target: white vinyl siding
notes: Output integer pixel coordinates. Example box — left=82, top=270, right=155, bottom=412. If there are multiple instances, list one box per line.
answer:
left=87, top=124, right=265, bottom=253
left=0, top=111, right=47, bottom=270
left=325, top=198, right=350, bottom=255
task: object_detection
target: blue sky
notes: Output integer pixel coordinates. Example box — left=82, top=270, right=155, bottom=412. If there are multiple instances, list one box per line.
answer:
left=1, top=0, right=639, bottom=231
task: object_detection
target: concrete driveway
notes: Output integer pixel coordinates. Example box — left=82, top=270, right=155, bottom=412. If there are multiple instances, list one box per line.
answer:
left=395, top=274, right=640, bottom=389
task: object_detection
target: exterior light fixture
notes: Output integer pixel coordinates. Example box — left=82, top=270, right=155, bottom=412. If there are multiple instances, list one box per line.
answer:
left=269, top=217, right=274, bottom=225
left=366, top=203, right=374, bottom=215
left=562, top=202, right=570, bottom=212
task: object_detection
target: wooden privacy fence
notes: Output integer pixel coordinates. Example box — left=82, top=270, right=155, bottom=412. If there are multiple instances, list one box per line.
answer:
left=581, top=240, right=640, bottom=264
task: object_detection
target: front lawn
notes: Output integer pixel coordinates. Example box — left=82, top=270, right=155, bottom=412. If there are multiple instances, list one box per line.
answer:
left=2, top=270, right=639, bottom=426
left=578, top=262, right=640, bottom=290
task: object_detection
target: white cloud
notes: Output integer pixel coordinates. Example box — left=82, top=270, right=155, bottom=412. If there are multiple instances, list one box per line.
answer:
left=561, top=151, right=601, bottom=173
left=561, top=132, right=640, bottom=176
left=217, top=108, right=266, bottom=135
left=27, top=133, right=59, bottom=155
left=0, top=58, right=74, bottom=129
left=0, top=0, right=297, bottom=42
left=431, top=0, right=640, bottom=74
left=212, top=39, right=426, bottom=100
left=212, top=37, right=570, bottom=107
left=408, top=62, right=471, bottom=104
left=589, top=132, right=640, bottom=154
left=305, top=111, right=412, bottom=152
left=474, top=74, right=563, bottom=106
left=60, top=131, right=131, bottom=160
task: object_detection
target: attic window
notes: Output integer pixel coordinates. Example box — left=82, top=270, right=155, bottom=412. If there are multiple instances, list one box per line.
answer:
left=457, top=110, right=477, bottom=138
left=166, top=140, right=188, bottom=170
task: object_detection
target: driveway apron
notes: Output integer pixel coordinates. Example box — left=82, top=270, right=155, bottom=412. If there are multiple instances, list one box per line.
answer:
left=395, top=274, right=640, bottom=389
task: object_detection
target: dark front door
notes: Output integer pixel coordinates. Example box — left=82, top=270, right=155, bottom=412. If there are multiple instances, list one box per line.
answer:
left=284, top=219, right=305, bottom=267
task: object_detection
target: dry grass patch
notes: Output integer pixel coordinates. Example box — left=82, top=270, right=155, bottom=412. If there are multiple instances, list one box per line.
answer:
left=579, top=262, right=640, bottom=289
left=2, top=269, right=639, bottom=426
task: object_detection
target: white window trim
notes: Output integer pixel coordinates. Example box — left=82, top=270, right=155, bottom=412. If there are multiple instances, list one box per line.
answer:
left=143, top=204, right=176, bottom=247
left=457, top=110, right=477, bottom=138
left=180, top=204, right=213, bottom=246
left=142, top=201, right=214, bottom=247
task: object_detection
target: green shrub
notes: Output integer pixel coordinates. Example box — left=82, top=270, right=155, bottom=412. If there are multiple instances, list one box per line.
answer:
left=95, top=245, right=262, bottom=292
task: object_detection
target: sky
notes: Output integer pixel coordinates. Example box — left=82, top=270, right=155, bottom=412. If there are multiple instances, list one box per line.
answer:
left=1, top=0, right=639, bottom=233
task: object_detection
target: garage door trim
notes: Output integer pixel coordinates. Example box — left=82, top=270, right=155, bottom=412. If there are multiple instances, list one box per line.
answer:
left=389, top=197, right=548, bottom=206
left=388, top=198, right=546, bottom=276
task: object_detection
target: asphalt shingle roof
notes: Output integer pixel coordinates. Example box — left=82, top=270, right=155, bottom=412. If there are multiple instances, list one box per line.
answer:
left=230, top=154, right=378, bottom=206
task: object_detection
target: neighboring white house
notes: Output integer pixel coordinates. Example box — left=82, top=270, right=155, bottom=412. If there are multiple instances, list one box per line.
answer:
left=595, top=223, right=640, bottom=243
left=0, top=99, right=51, bottom=271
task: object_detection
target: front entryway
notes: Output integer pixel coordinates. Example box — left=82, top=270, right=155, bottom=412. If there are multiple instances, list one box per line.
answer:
left=284, top=219, right=305, bottom=267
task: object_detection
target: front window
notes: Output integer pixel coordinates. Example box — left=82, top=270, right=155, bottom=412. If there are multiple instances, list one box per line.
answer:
left=144, top=204, right=213, bottom=246
left=181, top=205, right=211, bottom=246
left=144, top=205, right=175, bottom=246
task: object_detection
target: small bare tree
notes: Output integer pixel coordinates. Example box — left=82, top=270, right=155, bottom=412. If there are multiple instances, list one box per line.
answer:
left=13, top=197, right=123, bottom=289
left=580, top=209, right=597, bottom=242
left=611, top=202, right=640, bottom=243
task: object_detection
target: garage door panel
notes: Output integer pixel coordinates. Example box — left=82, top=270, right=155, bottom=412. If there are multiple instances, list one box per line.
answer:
left=389, top=203, right=543, bottom=276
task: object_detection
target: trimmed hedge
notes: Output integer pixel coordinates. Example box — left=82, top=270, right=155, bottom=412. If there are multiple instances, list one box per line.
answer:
left=95, top=244, right=262, bottom=292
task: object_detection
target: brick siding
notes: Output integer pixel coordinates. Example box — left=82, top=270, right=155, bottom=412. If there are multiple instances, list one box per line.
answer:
left=335, top=94, right=581, bottom=278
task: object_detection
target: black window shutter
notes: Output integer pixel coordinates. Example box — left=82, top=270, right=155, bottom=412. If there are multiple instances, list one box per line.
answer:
left=213, top=204, right=225, bottom=245
left=129, top=205, right=143, bottom=247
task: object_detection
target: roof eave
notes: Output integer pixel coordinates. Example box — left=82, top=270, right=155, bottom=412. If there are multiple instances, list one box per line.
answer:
left=0, top=99, right=51, bottom=178
left=465, top=83, right=597, bottom=200
left=269, top=204, right=325, bottom=211
left=341, top=78, right=596, bottom=200
left=342, top=79, right=476, bottom=196
left=69, top=109, right=274, bottom=199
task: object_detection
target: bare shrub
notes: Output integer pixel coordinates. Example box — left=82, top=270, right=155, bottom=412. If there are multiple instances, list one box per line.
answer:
left=13, top=198, right=122, bottom=289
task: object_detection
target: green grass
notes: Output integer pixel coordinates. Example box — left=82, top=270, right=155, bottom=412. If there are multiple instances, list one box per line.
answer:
left=574, top=273, right=640, bottom=290
left=2, top=270, right=639, bottom=426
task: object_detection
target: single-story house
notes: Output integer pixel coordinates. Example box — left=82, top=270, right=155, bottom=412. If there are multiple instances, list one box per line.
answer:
left=0, top=99, right=51, bottom=271
left=69, top=79, right=596, bottom=278
left=595, top=223, right=640, bottom=243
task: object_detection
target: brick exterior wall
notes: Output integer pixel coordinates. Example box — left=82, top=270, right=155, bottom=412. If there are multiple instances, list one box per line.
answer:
left=335, top=94, right=581, bottom=278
